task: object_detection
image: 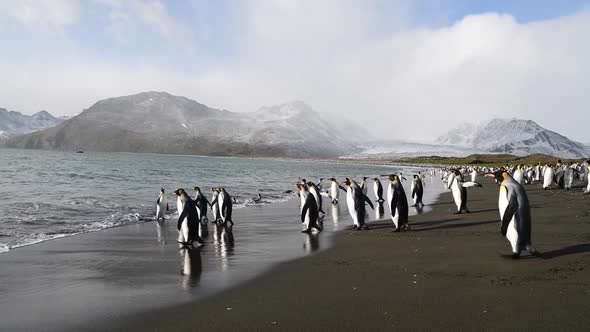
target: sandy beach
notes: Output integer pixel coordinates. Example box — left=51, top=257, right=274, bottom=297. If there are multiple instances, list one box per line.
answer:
left=102, top=177, right=590, bottom=331
left=2, top=176, right=590, bottom=331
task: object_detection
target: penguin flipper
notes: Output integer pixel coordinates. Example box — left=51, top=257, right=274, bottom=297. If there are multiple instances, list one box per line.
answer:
left=301, top=200, right=311, bottom=224
left=390, top=192, right=399, bottom=218
left=177, top=207, right=188, bottom=231
left=363, top=194, right=374, bottom=210
left=339, top=185, right=347, bottom=192
left=501, top=196, right=518, bottom=236
left=166, top=203, right=169, bottom=211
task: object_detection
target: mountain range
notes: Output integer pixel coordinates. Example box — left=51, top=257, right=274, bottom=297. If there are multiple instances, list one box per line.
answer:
left=0, top=108, right=63, bottom=142
left=1, top=92, right=587, bottom=159
left=437, top=118, right=587, bottom=158
left=4, top=92, right=363, bottom=158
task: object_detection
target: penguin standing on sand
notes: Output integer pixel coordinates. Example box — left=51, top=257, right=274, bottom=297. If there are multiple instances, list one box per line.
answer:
left=342, top=178, right=374, bottom=230
left=411, top=175, right=424, bottom=207
left=543, top=165, right=554, bottom=189
left=174, top=188, right=204, bottom=247
left=513, top=165, right=524, bottom=184
left=210, top=188, right=221, bottom=223
left=306, top=181, right=325, bottom=215
left=384, top=174, right=409, bottom=231
left=534, top=162, right=541, bottom=182
left=193, top=186, right=210, bottom=223
left=156, top=188, right=169, bottom=222
left=487, top=171, right=539, bottom=258
left=471, top=168, right=478, bottom=182
left=584, top=164, right=590, bottom=194
left=447, top=169, right=482, bottom=214
left=296, top=183, right=322, bottom=233
left=212, top=188, right=233, bottom=226
left=373, top=178, right=384, bottom=202
left=329, top=178, right=341, bottom=204
left=360, top=176, right=369, bottom=196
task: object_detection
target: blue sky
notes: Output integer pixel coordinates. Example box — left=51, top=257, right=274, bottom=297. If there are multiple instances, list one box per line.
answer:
left=1, top=0, right=589, bottom=141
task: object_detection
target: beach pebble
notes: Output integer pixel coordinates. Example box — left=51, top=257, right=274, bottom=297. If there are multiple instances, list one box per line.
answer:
left=226, top=307, right=232, bottom=311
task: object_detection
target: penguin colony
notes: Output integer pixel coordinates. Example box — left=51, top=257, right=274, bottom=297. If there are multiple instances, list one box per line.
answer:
left=156, top=159, right=590, bottom=258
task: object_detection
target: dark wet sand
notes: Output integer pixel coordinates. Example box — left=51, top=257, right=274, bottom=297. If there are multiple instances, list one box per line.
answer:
left=106, top=178, right=590, bottom=331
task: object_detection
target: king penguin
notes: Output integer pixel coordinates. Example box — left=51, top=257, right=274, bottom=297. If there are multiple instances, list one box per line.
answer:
left=487, top=170, right=539, bottom=258
left=373, top=178, right=384, bottom=202
left=156, top=188, right=169, bottom=222
left=360, top=176, right=369, bottom=196
left=543, top=164, right=554, bottom=189
left=384, top=174, right=409, bottom=231
left=513, top=165, right=524, bottom=184
left=329, top=178, right=341, bottom=204
left=174, top=188, right=204, bottom=247
left=447, top=169, right=482, bottom=214
left=213, top=187, right=234, bottom=226
left=296, top=183, right=322, bottom=233
left=411, top=174, right=424, bottom=207
left=210, top=188, right=221, bottom=223
left=193, top=186, right=210, bottom=223
left=584, top=164, right=590, bottom=194
left=306, top=181, right=325, bottom=215
left=342, top=178, right=374, bottom=230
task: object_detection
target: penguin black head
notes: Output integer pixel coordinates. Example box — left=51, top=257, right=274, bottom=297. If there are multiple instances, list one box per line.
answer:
left=486, top=170, right=508, bottom=183
left=373, top=177, right=379, bottom=181
left=193, top=186, right=200, bottom=192
left=330, top=178, right=337, bottom=182
left=362, top=176, right=369, bottom=181
left=160, top=188, right=165, bottom=193
left=174, top=188, right=185, bottom=196
left=413, top=174, right=419, bottom=179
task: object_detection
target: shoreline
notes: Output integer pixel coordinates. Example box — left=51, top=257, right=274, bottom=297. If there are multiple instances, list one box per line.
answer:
left=102, top=178, right=590, bottom=331
left=0, top=175, right=445, bottom=331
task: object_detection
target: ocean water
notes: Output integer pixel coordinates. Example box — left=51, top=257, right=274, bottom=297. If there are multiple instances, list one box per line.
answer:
left=0, top=148, right=430, bottom=252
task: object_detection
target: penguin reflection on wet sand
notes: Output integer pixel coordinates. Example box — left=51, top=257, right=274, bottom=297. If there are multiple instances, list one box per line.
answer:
left=180, top=247, right=202, bottom=289
left=342, top=178, right=374, bottom=230
left=383, top=174, right=409, bottom=232
left=303, top=232, right=320, bottom=255
left=155, top=188, right=169, bottom=222
left=174, top=188, right=204, bottom=247
left=487, top=170, right=540, bottom=259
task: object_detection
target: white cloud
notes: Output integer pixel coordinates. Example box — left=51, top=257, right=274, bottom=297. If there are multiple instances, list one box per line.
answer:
left=1, top=2, right=589, bottom=142
left=96, top=0, right=194, bottom=49
left=0, top=0, right=79, bottom=27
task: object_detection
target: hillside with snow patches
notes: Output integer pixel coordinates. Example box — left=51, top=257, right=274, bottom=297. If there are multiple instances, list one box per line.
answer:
left=5, top=92, right=364, bottom=158
left=437, top=118, right=587, bottom=158
left=0, top=108, right=63, bottom=142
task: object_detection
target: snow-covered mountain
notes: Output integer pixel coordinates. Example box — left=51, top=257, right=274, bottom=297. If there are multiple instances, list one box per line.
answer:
left=5, top=92, right=366, bottom=158
left=0, top=108, right=63, bottom=142
left=438, top=118, right=587, bottom=158
left=0, top=108, right=62, bottom=133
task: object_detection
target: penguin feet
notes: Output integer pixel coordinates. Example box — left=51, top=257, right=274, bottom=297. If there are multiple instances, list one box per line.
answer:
left=361, top=225, right=370, bottom=230
left=453, top=211, right=462, bottom=215
left=301, top=229, right=312, bottom=234
left=464, top=209, right=471, bottom=214
left=352, top=225, right=358, bottom=230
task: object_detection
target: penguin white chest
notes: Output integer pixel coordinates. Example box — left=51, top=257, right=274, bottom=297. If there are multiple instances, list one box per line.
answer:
left=450, top=182, right=462, bottom=211
left=346, top=189, right=358, bottom=226
left=331, top=183, right=339, bottom=200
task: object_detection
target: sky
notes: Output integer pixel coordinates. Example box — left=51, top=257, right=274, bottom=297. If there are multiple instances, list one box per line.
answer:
left=1, top=0, right=589, bottom=142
